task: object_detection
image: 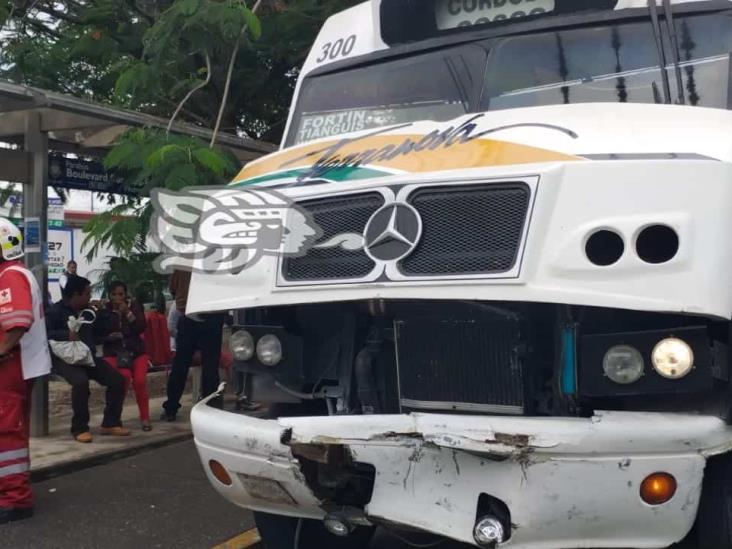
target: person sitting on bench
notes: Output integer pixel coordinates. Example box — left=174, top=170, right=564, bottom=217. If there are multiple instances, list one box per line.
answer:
left=46, top=275, right=130, bottom=443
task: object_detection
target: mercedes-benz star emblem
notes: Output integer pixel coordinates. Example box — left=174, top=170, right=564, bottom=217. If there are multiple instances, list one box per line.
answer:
left=363, top=202, right=422, bottom=262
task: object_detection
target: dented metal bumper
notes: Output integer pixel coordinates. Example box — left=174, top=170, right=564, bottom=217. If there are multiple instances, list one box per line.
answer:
left=191, top=392, right=732, bottom=548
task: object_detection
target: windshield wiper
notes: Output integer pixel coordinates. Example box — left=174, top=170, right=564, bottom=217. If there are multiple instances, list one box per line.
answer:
left=652, top=81, right=662, bottom=104
left=662, top=0, right=686, bottom=105
left=647, top=0, right=672, bottom=104
left=445, top=57, right=471, bottom=113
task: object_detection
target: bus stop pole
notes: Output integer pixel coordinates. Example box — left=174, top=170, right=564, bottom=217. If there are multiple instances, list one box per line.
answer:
left=24, top=111, right=49, bottom=437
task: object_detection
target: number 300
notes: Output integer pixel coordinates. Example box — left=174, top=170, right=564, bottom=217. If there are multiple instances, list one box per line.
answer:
left=316, top=35, right=357, bottom=63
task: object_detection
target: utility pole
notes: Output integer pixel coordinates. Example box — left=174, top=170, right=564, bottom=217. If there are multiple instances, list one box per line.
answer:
left=24, top=112, right=49, bottom=437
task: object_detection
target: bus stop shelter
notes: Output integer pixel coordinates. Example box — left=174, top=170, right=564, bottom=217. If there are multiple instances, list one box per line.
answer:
left=0, top=80, right=275, bottom=436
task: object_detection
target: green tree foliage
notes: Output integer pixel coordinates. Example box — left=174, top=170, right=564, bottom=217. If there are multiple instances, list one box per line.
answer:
left=1, top=0, right=357, bottom=140
left=81, top=128, right=239, bottom=260
left=1, top=0, right=357, bottom=259
left=1, top=0, right=150, bottom=101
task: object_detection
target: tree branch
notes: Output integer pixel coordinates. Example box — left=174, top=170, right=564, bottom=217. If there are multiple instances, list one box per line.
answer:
left=167, top=50, right=211, bottom=134
left=209, top=0, right=262, bottom=148
left=159, top=96, right=210, bottom=126
left=0, top=2, right=17, bottom=35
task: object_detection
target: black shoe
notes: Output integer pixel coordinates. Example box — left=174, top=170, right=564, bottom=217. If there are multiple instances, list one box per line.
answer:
left=160, top=410, right=176, bottom=422
left=236, top=399, right=262, bottom=412
left=0, top=507, right=33, bottom=525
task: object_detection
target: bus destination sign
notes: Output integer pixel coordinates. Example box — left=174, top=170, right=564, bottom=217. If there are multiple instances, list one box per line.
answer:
left=435, top=0, right=556, bottom=30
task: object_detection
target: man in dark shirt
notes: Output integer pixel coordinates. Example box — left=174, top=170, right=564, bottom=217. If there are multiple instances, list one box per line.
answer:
left=46, top=275, right=129, bottom=442
left=161, top=270, right=224, bottom=420
left=57, top=259, right=77, bottom=294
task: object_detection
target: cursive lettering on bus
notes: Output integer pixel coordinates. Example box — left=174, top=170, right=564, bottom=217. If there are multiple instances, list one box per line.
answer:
left=279, top=115, right=577, bottom=182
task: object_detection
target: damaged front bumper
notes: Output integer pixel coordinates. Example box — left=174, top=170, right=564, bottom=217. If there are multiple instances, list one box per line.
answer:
left=191, top=391, right=732, bottom=548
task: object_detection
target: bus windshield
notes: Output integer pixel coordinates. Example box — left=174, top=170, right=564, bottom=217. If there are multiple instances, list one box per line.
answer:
left=290, top=45, right=485, bottom=145
left=287, top=12, right=732, bottom=146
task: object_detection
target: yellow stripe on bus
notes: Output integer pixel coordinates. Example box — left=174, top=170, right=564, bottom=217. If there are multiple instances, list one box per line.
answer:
left=233, top=133, right=580, bottom=184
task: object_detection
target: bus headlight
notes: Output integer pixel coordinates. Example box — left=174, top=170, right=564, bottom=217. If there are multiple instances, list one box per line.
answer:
left=230, top=330, right=255, bottom=361
left=603, top=345, right=644, bottom=384
left=652, top=338, right=694, bottom=379
left=257, top=334, right=283, bottom=366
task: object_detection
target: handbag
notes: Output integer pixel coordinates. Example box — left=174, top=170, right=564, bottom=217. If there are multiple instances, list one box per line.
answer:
left=110, top=306, right=135, bottom=369
left=116, top=348, right=134, bottom=369
left=49, top=340, right=95, bottom=367
left=48, top=308, right=98, bottom=368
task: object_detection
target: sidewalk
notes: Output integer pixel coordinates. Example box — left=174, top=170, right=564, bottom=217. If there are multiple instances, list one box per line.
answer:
left=30, top=396, right=193, bottom=479
left=30, top=370, right=197, bottom=479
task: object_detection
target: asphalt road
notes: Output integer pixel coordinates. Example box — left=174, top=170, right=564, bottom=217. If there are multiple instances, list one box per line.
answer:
left=0, top=437, right=469, bottom=549
left=0, top=440, right=255, bottom=549
left=0, top=439, right=696, bottom=549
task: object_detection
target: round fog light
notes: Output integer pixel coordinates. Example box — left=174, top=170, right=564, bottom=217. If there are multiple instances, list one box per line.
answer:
left=324, top=515, right=353, bottom=537
left=652, top=338, right=694, bottom=379
left=473, top=515, right=505, bottom=547
left=603, top=345, right=644, bottom=385
left=640, top=472, right=677, bottom=505
left=230, top=330, right=254, bottom=361
left=256, top=334, right=282, bottom=366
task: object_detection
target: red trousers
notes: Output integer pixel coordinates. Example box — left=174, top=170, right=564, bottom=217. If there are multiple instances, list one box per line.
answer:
left=0, top=356, right=33, bottom=510
left=105, top=355, right=151, bottom=423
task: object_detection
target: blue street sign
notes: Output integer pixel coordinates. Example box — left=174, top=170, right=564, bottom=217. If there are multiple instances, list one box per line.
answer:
left=48, top=154, right=134, bottom=195
left=24, top=217, right=41, bottom=253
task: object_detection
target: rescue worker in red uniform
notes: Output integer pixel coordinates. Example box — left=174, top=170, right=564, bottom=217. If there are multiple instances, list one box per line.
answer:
left=0, top=218, right=52, bottom=524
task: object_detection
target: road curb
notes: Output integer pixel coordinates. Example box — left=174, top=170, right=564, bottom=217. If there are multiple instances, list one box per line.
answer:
left=31, top=432, right=193, bottom=482
left=213, top=528, right=262, bottom=548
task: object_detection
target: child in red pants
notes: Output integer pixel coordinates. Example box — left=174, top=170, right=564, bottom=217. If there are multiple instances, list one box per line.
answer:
left=100, top=281, right=152, bottom=431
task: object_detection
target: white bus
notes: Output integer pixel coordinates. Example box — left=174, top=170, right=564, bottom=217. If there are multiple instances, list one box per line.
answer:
left=187, top=1, right=732, bottom=547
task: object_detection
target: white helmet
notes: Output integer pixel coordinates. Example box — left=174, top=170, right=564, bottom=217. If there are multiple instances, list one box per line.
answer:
left=0, top=218, right=24, bottom=260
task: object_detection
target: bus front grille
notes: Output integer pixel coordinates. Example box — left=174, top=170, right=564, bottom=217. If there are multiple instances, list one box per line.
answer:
left=394, top=312, right=525, bottom=414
